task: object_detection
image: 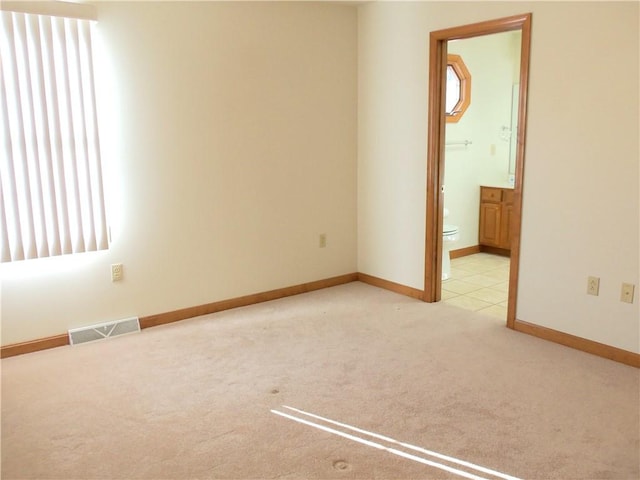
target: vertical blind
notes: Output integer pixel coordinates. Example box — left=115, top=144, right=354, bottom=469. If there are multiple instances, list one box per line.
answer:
left=0, top=10, right=107, bottom=263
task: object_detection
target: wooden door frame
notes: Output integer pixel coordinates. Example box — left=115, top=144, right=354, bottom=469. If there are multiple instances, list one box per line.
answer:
left=424, top=13, right=532, bottom=330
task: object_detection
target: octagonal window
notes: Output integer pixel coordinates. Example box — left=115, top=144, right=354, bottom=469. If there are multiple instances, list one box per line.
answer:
left=445, top=54, right=471, bottom=123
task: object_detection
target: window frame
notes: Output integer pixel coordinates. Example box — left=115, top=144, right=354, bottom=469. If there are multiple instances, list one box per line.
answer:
left=445, top=54, right=471, bottom=123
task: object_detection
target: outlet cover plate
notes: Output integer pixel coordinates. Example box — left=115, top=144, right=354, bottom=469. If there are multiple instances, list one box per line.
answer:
left=621, top=283, right=635, bottom=304
left=111, top=263, right=123, bottom=282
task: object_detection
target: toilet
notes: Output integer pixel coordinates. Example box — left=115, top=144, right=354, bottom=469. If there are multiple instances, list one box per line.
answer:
left=442, top=209, right=459, bottom=281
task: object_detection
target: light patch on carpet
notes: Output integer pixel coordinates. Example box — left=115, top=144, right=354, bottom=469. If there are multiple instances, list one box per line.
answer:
left=271, top=406, right=522, bottom=480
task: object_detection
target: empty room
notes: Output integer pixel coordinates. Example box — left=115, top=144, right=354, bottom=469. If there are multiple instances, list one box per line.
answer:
left=1, top=1, right=638, bottom=479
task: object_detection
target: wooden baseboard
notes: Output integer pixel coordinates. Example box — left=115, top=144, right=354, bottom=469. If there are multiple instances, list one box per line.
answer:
left=139, top=273, right=358, bottom=329
left=1, top=274, right=358, bottom=358
left=479, top=245, right=510, bottom=257
left=357, top=273, right=424, bottom=300
left=4, top=273, right=638, bottom=369
left=450, top=245, right=481, bottom=259
left=513, top=319, right=640, bottom=368
left=1, top=334, right=69, bottom=359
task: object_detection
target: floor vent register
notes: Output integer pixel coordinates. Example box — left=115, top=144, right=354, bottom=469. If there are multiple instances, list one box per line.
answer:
left=68, top=317, right=140, bottom=345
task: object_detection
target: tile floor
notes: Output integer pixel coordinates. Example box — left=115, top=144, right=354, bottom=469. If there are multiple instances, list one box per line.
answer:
left=442, top=252, right=510, bottom=320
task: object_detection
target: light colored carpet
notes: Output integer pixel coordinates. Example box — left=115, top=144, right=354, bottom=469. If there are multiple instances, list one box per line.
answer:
left=2, top=282, right=639, bottom=479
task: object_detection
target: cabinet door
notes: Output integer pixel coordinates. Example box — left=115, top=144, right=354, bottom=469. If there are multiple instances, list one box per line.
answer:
left=479, top=202, right=501, bottom=246
left=499, top=203, right=513, bottom=249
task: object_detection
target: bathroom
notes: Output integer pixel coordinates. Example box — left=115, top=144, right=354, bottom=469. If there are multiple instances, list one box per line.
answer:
left=441, top=30, right=522, bottom=319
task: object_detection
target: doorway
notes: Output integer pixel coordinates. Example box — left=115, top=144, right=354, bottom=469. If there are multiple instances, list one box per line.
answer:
left=423, top=14, right=532, bottom=330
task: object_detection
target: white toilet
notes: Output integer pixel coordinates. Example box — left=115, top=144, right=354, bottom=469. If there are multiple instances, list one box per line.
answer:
left=442, top=209, right=459, bottom=281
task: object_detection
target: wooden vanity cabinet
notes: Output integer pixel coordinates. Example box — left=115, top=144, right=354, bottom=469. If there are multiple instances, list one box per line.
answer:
left=479, top=186, right=514, bottom=253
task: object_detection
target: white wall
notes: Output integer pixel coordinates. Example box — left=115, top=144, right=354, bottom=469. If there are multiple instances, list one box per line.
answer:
left=0, top=2, right=358, bottom=345
left=2, top=1, right=638, bottom=356
left=445, top=31, right=521, bottom=248
left=358, top=1, right=639, bottom=352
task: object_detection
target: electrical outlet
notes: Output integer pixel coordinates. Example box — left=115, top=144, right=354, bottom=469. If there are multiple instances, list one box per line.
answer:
left=587, top=276, right=599, bottom=296
left=319, top=234, right=327, bottom=248
left=620, top=283, right=635, bottom=304
left=111, top=263, right=123, bottom=282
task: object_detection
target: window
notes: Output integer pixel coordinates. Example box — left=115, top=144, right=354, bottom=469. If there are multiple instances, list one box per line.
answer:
left=445, top=54, right=471, bottom=123
left=0, top=8, right=107, bottom=262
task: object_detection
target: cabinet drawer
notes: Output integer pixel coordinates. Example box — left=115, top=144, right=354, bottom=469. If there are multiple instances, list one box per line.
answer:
left=481, top=187, right=502, bottom=202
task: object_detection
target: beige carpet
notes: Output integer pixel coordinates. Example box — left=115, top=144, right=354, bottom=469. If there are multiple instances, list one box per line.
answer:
left=2, top=282, right=639, bottom=479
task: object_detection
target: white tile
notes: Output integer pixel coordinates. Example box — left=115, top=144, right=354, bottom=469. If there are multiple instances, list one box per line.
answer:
left=467, top=288, right=508, bottom=304
left=474, top=257, right=507, bottom=268
left=440, top=289, right=460, bottom=300
left=451, top=255, right=477, bottom=266
left=483, top=269, right=510, bottom=281
left=440, top=279, right=482, bottom=295
left=462, top=274, right=503, bottom=287
left=444, top=295, right=493, bottom=312
left=449, top=266, right=475, bottom=279
left=491, top=281, right=510, bottom=293
left=457, top=262, right=492, bottom=274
